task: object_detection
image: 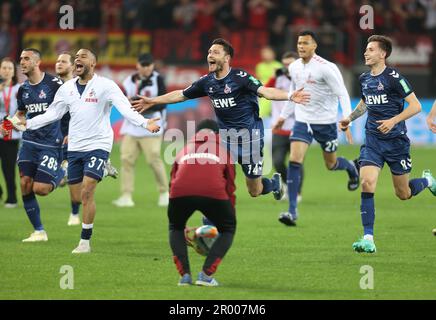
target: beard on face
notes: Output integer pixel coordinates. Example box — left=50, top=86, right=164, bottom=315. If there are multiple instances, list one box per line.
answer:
left=78, top=64, right=90, bottom=79
left=213, top=60, right=224, bottom=73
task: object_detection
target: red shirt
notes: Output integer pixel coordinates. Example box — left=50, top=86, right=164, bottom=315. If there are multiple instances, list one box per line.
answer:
left=169, top=131, right=236, bottom=208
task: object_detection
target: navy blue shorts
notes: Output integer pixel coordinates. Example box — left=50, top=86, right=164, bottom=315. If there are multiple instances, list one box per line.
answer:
left=17, top=142, right=62, bottom=186
left=67, top=149, right=110, bottom=184
left=225, top=138, right=264, bottom=179
left=61, top=144, right=68, bottom=163
left=290, top=121, right=338, bottom=153
left=359, top=134, right=411, bottom=175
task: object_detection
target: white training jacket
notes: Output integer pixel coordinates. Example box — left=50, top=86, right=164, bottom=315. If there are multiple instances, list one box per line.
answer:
left=120, top=71, right=165, bottom=138
left=26, top=73, right=151, bottom=153
left=281, top=54, right=352, bottom=124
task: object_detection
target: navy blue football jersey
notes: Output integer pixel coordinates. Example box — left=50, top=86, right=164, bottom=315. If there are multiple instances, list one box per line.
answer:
left=359, top=67, right=413, bottom=139
left=17, top=73, right=63, bottom=147
left=183, top=68, right=263, bottom=141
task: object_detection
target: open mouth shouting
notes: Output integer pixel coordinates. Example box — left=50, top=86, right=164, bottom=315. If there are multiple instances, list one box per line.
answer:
left=75, top=62, right=84, bottom=73
left=208, top=59, right=217, bottom=69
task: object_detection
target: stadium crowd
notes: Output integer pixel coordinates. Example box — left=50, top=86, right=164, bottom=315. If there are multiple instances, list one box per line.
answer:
left=1, top=0, right=434, bottom=34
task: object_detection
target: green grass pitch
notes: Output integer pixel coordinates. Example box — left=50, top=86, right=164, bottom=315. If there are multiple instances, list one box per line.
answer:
left=1, top=144, right=436, bottom=299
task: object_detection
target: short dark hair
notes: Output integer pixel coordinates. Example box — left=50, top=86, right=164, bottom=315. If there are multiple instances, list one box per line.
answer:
left=367, top=35, right=393, bottom=58
left=137, top=53, right=154, bottom=66
left=0, top=57, right=18, bottom=85
left=211, top=38, right=234, bottom=57
left=298, top=30, right=317, bottom=44
left=282, top=51, right=299, bottom=60
left=22, top=48, right=42, bottom=59
left=59, top=51, right=74, bottom=64
left=196, top=119, right=219, bottom=133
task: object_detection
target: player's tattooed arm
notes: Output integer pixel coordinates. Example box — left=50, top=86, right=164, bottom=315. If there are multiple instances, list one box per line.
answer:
left=338, top=99, right=366, bottom=130
left=349, top=100, right=367, bottom=121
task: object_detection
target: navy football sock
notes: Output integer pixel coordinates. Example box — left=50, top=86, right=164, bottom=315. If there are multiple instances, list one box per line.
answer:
left=261, top=177, right=273, bottom=194
left=81, top=223, right=93, bottom=240
left=409, top=178, right=429, bottom=197
left=287, top=162, right=301, bottom=216
left=332, top=157, right=356, bottom=177
left=361, top=192, right=375, bottom=236
left=71, top=202, right=81, bottom=215
left=23, top=192, right=43, bottom=231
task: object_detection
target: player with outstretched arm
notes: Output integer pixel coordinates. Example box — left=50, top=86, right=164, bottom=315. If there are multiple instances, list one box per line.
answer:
left=12, top=48, right=160, bottom=254
left=132, top=38, right=310, bottom=202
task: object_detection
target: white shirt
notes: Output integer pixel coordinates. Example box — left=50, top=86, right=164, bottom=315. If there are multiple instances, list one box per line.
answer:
left=271, top=74, right=295, bottom=132
left=281, top=54, right=352, bottom=124
left=26, top=74, right=152, bottom=152
left=120, top=71, right=165, bottom=137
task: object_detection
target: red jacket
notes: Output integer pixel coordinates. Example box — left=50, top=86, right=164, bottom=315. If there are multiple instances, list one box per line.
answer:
left=169, top=131, right=236, bottom=208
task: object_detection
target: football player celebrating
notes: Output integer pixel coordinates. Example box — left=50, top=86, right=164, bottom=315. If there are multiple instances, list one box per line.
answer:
left=14, top=48, right=160, bottom=253
left=1, top=49, right=65, bottom=242
left=132, top=38, right=310, bottom=201
left=54, top=52, right=118, bottom=226
left=340, top=35, right=436, bottom=253
left=273, top=30, right=358, bottom=227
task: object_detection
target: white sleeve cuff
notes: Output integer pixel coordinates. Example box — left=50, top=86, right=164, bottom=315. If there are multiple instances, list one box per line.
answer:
left=141, top=119, right=149, bottom=129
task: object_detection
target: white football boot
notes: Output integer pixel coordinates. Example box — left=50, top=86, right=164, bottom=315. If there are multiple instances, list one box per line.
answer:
left=158, top=192, right=169, bottom=207
left=72, top=240, right=91, bottom=254
left=22, top=230, right=48, bottom=242
left=112, top=194, right=135, bottom=207
left=67, top=214, right=81, bottom=226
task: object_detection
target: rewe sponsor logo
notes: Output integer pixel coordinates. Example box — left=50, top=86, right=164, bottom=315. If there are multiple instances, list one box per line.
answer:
left=365, top=94, right=388, bottom=105
left=212, top=97, right=236, bottom=108
left=26, top=103, right=49, bottom=113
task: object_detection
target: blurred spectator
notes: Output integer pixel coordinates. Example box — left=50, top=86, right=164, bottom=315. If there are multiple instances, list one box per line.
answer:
left=196, top=0, right=215, bottom=33
left=0, top=57, right=21, bottom=208
left=150, top=0, right=175, bottom=29
left=269, top=15, right=288, bottom=57
left=102, top=0, right=122, bottom=31
left=173, top=0, right=196, bottom=32
left=419, top=0, right=436, bottom=90
left=122, top=0, right=140, bottom=31
left=255, top=46, right=282, bottom=119
left=75, top=0, right=101, bottom=29
left=0, top=23, right=12, bottom=58
left=246, top=0, right=275, bottom=29
left=215, top=0, right=237, bottom=29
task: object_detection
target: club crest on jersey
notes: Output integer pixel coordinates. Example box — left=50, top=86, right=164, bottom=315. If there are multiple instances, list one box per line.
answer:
left=209, top=87, right=213, bottom=93
left=85, top=89, right=98, bottom=103
left=39, top=90, right=46, bottom=99
left=23, top=92, right=29, bottom=99
left=224, top=84, right=232, bottom=94
left=377, top=81, right=384, bottom=91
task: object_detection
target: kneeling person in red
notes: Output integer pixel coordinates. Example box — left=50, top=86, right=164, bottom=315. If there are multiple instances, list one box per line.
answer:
left=169, top=119, right=236, bottom=287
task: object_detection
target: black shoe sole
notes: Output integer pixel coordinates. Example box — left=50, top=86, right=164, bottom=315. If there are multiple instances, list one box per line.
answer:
left=278, top=216, right=297, bottom=227
left=348, top=179, right=359, bottom=191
